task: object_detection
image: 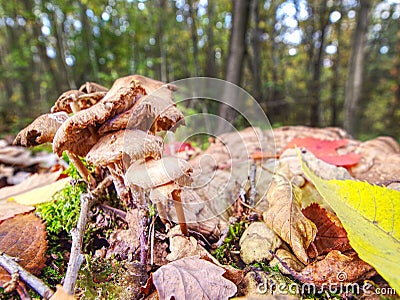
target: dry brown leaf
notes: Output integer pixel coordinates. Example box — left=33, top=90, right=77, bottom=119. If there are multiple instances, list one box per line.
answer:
left=263, top=175, right=317, bottom=264
left=0, top=201, right=35, bottom=222
left=13, top=112, right=69, bottom=147
left=49, top=285, right=76, bottom=300
left=166, top=226, right=208, bottom=261
left=106, top=209, right=140, bottom=260
left=0, top=214, right=47, bottom=288
left=295, top=250, right=375, bottom=287
left=302, top=203, right=351, bottom=257
left=269, top=249, right=305, bottom=275
left=0, top=170, right=62, bottom=200
left=152, top=256, right=237, bottom=300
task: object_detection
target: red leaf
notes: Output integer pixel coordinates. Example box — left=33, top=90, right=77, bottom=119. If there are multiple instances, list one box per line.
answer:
left=285, top=137, right=360, bottom=167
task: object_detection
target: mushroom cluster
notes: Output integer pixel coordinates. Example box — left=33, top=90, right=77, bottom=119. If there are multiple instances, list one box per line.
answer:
left=14, top=75, right=191, bottom=238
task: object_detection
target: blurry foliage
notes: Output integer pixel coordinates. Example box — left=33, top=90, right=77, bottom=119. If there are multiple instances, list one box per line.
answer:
left=0, top=0, right=399, bottom=139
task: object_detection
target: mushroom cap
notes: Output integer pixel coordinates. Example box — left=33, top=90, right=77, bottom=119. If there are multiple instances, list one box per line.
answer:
left=128, top=74, right=177, bottom=95
left=125, top=156, right=193, bottom=189
left=13, top=112, right=69, bottom=147
left=52, top=76, right=146, bottom=157
left=86, top=129, right=163, bottom=166
left=79, top=82, right=109, bottom=93
left=99, top=86, right=184, bottom=135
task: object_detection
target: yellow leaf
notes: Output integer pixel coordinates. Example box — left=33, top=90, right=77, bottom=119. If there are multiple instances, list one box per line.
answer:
left=300, top=153, right=400, bottom=291
left=8, top=177, right=71, bottom=205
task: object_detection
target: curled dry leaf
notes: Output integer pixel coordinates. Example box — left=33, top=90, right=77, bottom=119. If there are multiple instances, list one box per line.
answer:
left=302, top=203, right=351, bottom=257
left=0, top=214, right=47, bottom=287
left=269, top=249, right=305, bottom=275
left=152, top=256, right=237, bottom=300
left=296, top=250, right=375, bottom=287
left=13, top=112, right=69, bottom=147
left=263, top=175, right=317, bottom=264
left=53, top=75, right=147, bottom=157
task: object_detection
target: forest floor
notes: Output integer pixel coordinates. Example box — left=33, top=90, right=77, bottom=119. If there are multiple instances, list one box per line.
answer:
left=0, top=125, right=399, bottom=300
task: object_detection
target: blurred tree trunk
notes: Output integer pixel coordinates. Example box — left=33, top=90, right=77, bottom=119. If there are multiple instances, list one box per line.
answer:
left=204, top=0, right=216, bottom=77
left=218, top=0, right=250, bottom=131
left=156, top=0, right=168, bottom=82
left=187, top=0, right=200, bottom=76
left=329, top=1, right=343, bottom=126
left=308, top=2, right=330, bottom=127
left=249, top=0, right=262, bottom=102
left=79, top=2, right=99, bottom=83
left=343, top=1, right=371, bottom=135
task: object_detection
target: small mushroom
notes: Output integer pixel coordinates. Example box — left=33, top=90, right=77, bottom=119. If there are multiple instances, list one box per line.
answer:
left=13, top=112, right=69, bottom=147
left=125, top=156, right=193, bottom=235
left=86, top=129, right=163, bottom=204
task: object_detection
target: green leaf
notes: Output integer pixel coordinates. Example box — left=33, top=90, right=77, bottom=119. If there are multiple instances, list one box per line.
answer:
left=300, top=154, right=400, bottom=291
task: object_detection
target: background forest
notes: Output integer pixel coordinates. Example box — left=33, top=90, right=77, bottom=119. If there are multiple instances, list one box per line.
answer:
left=0, top=0, right=399, bottom=140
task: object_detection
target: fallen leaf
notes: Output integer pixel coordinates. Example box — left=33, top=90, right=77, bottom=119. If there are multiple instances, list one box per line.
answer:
left=9, top=177, right=71, bottom=205
left=152, top=256, right=237, bottom=300
left=0, top=170, right=63, bottom=200
left=302, top=203, right=351, bottom=257
left=301, top=153, right=400, bottom=291
left=0, top=201, right=35, bottom=222
left=296, top=250, right=375, bottom=286
left=239, top=222, right=282, bottom=264
left=269, top=249, right=305, bottom=275
left=263, top=175, right=317, bottom=264
left=285, top=137, right=360, bottom=167
left=166, top=225, right=208, bottom=261
left=49, top=285, right=76, bottom=300
left=0, top=214, right=47, bottom=287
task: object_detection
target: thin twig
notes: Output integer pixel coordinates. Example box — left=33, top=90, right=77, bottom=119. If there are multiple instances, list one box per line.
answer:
left=63, top=176, right=112, bottom=295
left=249, top=162, right=257, bottom=206
left=0, top=252, right=54, bottom=299
left=238, top=199, right=263, bottom=214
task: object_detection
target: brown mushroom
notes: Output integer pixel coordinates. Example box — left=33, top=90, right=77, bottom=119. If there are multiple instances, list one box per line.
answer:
left=99, top=86, right=184, bottom=135
left=125, top=156, right=193, bottom=235
left=53, top=76, right=147, bottom=157
left=86, top=129, right=163, bottom=204
left=51, top=89, right=107, bottom=114
left=13, top=112, right=69, bottom=147
left=79, top=81, right=109, bottom=93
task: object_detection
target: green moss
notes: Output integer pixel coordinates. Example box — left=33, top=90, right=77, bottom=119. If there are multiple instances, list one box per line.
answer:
left=212, top=221, right=247, bottom=268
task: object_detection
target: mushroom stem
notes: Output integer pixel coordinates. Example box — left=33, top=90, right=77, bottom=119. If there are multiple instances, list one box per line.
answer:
left=172, top=189, right=188, bottom=236
left=66, top=151, right=96, bottom=188
left=156, top=202, right=169, bottom=224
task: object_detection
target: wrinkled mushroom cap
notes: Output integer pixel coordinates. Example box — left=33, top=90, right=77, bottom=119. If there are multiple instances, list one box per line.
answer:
left=99, top=87, right=184, bottom=135
left=86, top=129, right=163, bottom=166
left=13, top=112, right=69, bottom=147
left=79, top=82, right=109, bottom=93
left=53, top=76, right=147, bottom=157
left=125, top=156, right=193, bottom=189
left=51, top=89, right=108, bottom=114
